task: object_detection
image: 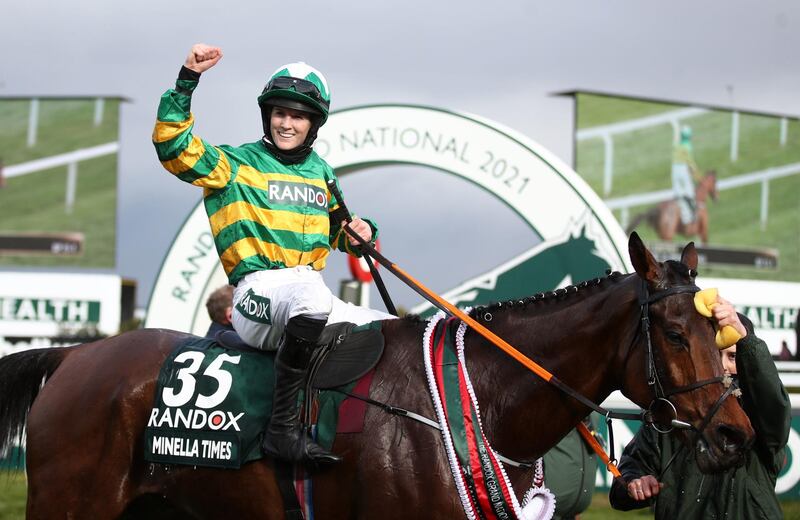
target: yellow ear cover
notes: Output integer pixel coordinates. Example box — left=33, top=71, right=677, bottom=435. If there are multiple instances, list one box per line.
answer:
left=693, top=288, right=742, bottom=349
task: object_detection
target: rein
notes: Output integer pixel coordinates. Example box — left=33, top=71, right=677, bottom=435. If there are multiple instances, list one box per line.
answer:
left=331, top=278, right=735, bottom=483
left=325, top=179, right=732, bottom=481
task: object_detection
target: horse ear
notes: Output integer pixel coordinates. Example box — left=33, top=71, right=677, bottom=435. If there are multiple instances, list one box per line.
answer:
left=628, top=232, right=661, bottom=283
left=681, top=241, right=698, bottom=271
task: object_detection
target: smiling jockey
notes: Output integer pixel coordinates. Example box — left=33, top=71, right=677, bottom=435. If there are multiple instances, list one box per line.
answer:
left=153, top=43, right=395, bottom=465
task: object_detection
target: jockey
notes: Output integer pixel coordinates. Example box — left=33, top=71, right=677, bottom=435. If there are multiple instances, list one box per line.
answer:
left=671, top=125, right=703, bottom=225
left=153, top=44, right=395, bottom=465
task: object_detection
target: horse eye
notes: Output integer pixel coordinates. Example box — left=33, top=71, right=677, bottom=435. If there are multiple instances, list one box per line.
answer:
left=665, top=331, right=687, bottom=347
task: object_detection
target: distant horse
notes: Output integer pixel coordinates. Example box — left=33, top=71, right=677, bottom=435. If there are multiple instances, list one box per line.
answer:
left=627, top=171, right=718, bottom=244
left=0, top=234, right=753, bottom=519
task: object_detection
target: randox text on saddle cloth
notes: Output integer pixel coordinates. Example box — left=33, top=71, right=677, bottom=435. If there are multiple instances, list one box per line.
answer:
left=147, top=407, right=244, bottom=431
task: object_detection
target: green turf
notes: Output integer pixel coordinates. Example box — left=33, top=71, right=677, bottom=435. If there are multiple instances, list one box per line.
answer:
left=581, top=493, right=800, bottom=519
left=577, top=93, right=682, bottom=129
left=0, top=99, right=120, bottom=165
left=0, top=98, right=120, bottom=268
left=0, top=155, right=117, bottom=268
left=0, top=472, right=26, bottom=519
left=0, top=478, right=797, bottom=520
left=576, top=95, right=800, bottom=282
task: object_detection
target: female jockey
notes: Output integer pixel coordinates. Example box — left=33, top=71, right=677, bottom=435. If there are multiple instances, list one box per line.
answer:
left=153, top=43, right=394, bottom=465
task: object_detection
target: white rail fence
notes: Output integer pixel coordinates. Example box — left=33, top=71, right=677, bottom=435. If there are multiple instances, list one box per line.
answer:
left=605, top=162, right=800, bottom=231
left=25, top=98, right=106, bottom=148
left=578, top=107, right=793, bottom=196
left=2, top=142, right=119, bottom=214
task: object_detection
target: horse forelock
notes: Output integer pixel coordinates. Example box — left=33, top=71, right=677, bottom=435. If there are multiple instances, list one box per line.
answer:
left=662, top=259, right=696, bottom=286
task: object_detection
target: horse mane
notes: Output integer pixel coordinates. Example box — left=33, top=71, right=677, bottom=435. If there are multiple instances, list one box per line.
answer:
left=401, top=270, right=640, bottom=323
left=403, top=259, right=700, bottom=324
left=470, top=270, right=628, bottom=319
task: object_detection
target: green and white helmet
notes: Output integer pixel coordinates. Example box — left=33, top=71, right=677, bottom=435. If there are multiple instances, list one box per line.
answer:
left=257, top=62, right=331, bottom=125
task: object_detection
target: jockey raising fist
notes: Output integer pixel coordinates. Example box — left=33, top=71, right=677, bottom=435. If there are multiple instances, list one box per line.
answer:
left=184, top=43, right=223, bottom=74
left=154, top=43, right=394, bottom=466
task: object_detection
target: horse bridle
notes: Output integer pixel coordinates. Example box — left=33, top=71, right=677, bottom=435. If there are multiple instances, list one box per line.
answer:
left=636, top=279, right=737, bottom=435
left=566, top=278, right=739, bottom=469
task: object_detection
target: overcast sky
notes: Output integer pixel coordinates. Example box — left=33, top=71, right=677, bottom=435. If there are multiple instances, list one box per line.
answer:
left=2, top=0, right=799, bottom=310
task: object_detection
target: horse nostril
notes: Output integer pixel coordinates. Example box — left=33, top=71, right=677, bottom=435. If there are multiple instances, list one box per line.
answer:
left=716, top=424, right=748, bottom=454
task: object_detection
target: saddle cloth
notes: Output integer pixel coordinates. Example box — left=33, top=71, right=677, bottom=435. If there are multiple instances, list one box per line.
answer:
left=143, top=321, right=383, bottom=469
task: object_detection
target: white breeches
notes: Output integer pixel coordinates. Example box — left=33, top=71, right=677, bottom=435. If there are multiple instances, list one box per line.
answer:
left=232, top=266, right=396, bottom=350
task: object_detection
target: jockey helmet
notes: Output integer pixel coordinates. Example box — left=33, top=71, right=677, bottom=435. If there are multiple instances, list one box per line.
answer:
left=257, top=62, right=330, bottom=125
left=680, top=125, right=693, bottom=143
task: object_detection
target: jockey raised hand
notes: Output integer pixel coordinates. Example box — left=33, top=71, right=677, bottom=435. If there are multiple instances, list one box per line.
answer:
left=153, top=44, right=395, bottom=465
left=184, top=43, right=223, bottom=73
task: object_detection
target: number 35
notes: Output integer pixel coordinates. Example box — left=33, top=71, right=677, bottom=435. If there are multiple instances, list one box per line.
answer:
left=162, top=351, right=241, bottom=409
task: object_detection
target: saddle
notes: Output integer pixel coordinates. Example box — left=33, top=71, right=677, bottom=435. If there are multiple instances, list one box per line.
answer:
left=214, top=321, right=384, bottom=389
left=215, top=323, right=384, bottom=520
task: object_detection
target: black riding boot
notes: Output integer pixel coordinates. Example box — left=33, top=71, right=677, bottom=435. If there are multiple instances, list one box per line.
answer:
left=262, top=315, right=341, bottom=465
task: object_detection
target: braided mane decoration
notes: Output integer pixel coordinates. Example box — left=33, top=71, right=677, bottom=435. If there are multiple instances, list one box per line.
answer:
left=472, top=271, right=626, bottom=320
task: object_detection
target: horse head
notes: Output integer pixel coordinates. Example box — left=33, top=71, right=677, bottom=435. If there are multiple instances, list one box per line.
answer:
left=622, top=232, right=754, bottom=473
left=698, top=169, right=718, bottom=202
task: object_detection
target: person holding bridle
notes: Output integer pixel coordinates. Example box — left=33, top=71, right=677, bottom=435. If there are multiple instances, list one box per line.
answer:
left=153, top=44, right=394, bottom=466
left=609, top=295, right=790, bottom=519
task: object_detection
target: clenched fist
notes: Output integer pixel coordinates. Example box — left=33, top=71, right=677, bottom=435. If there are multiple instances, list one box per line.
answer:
left=185, top=43, right=223, bottom=74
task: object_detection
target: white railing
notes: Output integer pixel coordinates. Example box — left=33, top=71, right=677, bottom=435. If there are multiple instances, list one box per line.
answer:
left=576, top=107, right=710, bottom=141
left=2, top=142, right=119, bottom=214
left=576, top=108, right=710, bottom=195
left=605, top=162, right=800, bottom=230
left=577, top=107, right=793, bottom=196
left=25, top=98, right=106, bottom=148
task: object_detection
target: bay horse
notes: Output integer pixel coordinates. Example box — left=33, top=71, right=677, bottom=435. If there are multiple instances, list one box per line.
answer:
left=627, top=171, right=718, bottom=244
left=0, top=233, right=753, bottom=519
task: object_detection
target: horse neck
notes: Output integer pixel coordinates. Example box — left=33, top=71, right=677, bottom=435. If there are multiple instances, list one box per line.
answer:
left=695, top=179, right=712, bottom=201
left=465, top=275, right=639, bottom=460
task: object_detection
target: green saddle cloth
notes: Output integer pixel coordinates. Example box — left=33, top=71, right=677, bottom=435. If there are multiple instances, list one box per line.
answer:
left=143, top=337, right=353, bottom=469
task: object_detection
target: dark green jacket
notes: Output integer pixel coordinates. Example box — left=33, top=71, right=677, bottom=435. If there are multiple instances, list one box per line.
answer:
left=609, top=334, right=790, bottom=519
left=543, top=420, right=598, bottom=519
